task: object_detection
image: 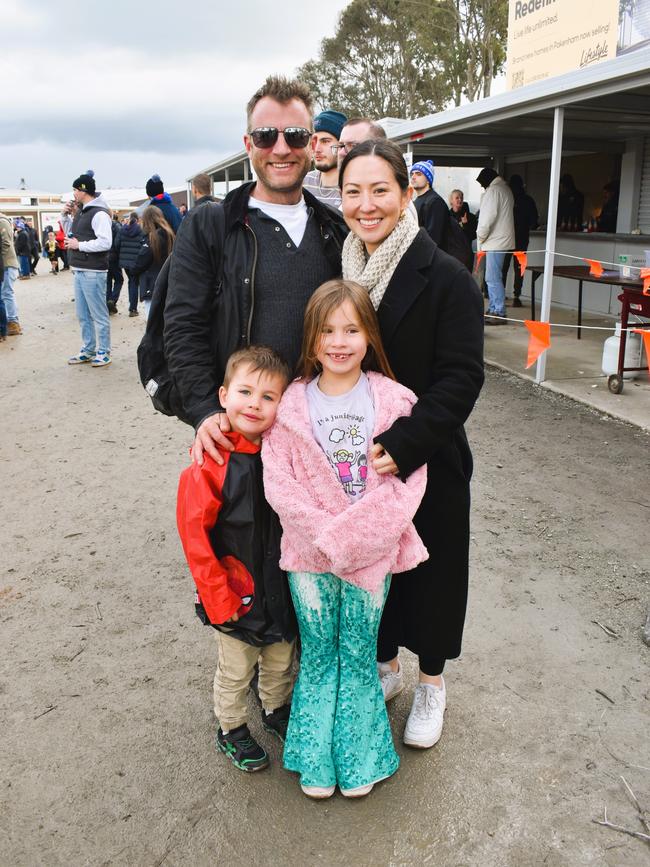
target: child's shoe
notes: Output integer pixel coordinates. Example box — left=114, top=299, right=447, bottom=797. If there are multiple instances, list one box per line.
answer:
left=340, top=782, right=374, bottom=798
left=262, top=703, right=291, bottom=742
left=216, top=724, right=269, bottom=772
left=301, top=783, right=335, bottom=799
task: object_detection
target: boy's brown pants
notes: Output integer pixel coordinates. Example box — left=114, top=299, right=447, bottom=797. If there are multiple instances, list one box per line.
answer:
left=213, top=631, right=295, bottom=730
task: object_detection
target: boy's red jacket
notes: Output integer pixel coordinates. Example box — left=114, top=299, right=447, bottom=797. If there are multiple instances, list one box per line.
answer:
left=176, top=432, right=258, bottom=625
left=176, top=431, right=295, bottom=647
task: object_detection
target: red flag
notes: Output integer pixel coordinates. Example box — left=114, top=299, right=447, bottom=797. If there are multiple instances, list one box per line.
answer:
left=524, top=320, right=551, bottom=369
left=640, top=268, right=650, bottom=296
left=633, top=329, right=650, bottom=373
left=474, top=250, right=485, bottom=273
left=584, top=258, right=603, bottom=277
left=514, top=251, right=527, bottom=277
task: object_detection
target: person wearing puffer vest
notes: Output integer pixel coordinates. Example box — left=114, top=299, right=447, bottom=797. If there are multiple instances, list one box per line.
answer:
left=145, top=174, right=182, bottom=233
left=476, top=168, right=515, bottom=324
left=61, top=170, right=113, bottom=365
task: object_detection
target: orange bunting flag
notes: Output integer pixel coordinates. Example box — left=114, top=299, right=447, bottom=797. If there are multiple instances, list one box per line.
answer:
left=584, top=258, right=603, bottom=277
left=474, top=250, right=485, bottom=273
left=633, top=329, right=650, bottom=373
left=524, top=320, right=551, bottom=369
left=640, top=268, right=650, bottom=296
left=514, top=251, right=527, bottom=277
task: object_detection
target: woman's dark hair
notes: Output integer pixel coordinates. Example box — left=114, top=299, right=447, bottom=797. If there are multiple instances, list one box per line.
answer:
left=339, top=139, right=410, bottom=192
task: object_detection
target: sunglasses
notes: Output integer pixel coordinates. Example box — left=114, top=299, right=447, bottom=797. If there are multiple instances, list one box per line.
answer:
left=249, top=127, right=312, bottom=149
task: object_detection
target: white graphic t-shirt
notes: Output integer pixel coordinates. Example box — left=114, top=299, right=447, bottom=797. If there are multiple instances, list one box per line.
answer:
left=306, top=373, right=375, bottom=501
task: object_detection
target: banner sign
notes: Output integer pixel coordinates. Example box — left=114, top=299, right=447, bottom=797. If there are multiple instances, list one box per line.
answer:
left=505, top=0, right=649, bottom=90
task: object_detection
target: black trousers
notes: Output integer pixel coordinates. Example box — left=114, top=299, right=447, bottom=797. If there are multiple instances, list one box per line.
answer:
left=106, top=264, right=124, bottom=303
left=502, top=247, right=527, bottom=298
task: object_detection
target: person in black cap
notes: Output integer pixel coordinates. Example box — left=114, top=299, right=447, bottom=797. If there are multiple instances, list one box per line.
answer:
left=303, top=109, right=347, bottom=209
left=61, top=170, right=113, bottom=366
left=145, top=174, right=182, bottom=233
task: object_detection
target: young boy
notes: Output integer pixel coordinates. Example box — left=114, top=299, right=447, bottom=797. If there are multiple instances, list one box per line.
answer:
left=176, top=346, right=295, bottom=772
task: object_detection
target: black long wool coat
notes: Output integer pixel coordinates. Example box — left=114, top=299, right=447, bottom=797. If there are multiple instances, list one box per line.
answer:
left=374, top=229, right=485, bottom=662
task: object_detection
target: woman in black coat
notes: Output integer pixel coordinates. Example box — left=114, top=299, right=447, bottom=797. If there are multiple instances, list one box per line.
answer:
left=117, top=213, right=145, bottom=316
left=340, top=139, right=484, bottom=749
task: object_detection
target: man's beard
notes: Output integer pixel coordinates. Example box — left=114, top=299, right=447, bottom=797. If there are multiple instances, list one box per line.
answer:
left=314, top=156, right=337, bottom=173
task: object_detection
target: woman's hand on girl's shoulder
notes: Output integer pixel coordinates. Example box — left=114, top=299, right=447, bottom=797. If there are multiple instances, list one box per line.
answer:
left=370, top=443, right=398, bottom=475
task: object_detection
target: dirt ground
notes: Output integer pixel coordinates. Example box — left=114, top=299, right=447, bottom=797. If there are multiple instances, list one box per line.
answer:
left=2, top=267, right=649, bottom=867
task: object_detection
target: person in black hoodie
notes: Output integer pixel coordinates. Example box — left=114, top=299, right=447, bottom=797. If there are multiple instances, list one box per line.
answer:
left=106, top=214, right=124, bottom=314
left=131, top=206, right=175, bottom=319
left=14, top=221, right=32, bottom=279
left=117, top=213, right=144, bottom=316
left=502, top=174, right=539, bottom=307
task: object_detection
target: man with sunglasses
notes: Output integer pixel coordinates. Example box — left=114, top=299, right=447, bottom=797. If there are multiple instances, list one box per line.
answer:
left=164, top=75, right=347, bottom=464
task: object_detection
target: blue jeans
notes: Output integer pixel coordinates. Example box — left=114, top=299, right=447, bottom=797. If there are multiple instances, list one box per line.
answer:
left=1, top=266, right=19, bottom=321
left=485, top=251, right=507, bottom=316
left=284, top=571, right=398, bottom=791
left=18, top=255, right=31, bottom=278
left=0, top=291, right=6, bottom=336
left=74, top=270, right=111, bottom=355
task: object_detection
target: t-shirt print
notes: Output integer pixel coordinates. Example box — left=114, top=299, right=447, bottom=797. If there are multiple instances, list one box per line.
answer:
left=306, top=373, right=375, bottom=501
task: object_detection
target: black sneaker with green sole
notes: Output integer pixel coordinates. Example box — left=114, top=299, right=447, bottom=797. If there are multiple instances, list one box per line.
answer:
left=216, top=725, right=269, bottom=772
left=262, top=704, right=291, bottom=743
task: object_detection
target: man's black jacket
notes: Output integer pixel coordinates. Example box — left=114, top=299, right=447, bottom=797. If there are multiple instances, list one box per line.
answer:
left=414, top=188, right=449, bottom=247
left=164, top=181, right=347, bottom=429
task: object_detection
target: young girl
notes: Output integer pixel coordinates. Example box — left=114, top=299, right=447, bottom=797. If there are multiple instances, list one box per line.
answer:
left=262, top=279, right=428, bottom=800
left=45, top=231, right=59, bottom=274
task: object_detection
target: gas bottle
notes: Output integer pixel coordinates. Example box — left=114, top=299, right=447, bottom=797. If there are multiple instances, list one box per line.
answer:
left=601, top=323, right=643, bottom=379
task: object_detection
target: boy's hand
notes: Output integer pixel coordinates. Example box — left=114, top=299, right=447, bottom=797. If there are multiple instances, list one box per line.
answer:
left=225, top=612, right=240, bottom=623
left=192, top=413, right=234, bottom=465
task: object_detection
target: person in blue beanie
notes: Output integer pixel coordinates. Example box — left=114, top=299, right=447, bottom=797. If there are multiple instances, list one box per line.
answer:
left=145, top=174, right=182, bottom=233
left=410, top=160, right=449, bottom=249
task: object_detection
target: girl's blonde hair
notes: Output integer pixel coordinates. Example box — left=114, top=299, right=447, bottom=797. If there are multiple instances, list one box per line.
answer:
left=141, top=206, right=175, bottom=265
left=297, top=279, right=395, bottom=380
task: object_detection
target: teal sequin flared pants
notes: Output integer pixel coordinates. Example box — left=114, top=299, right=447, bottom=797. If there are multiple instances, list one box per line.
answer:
left=284, top=571, right=399, bottom=790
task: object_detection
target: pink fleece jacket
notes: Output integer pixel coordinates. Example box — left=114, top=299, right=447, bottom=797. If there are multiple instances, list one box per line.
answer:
left=261, top=371, right=428, bottom=593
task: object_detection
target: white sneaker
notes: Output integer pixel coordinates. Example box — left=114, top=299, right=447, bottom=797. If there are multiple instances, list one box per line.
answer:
left=301, top=783, right=335, bottom=799
left=403, top=679, right=446, bottom=749
left=91, top=352, right=111, bottom=367
left=378, top=661, right=404, bottom=702
left=340, top=782, right=373, bottom=798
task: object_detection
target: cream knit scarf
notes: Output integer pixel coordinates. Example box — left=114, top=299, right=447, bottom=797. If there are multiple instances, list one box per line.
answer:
left=341, top=208, right=420, bottom=310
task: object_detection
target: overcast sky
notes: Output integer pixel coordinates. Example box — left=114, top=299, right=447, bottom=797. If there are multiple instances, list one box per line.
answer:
left=1, top=0, right=350, bottom=193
